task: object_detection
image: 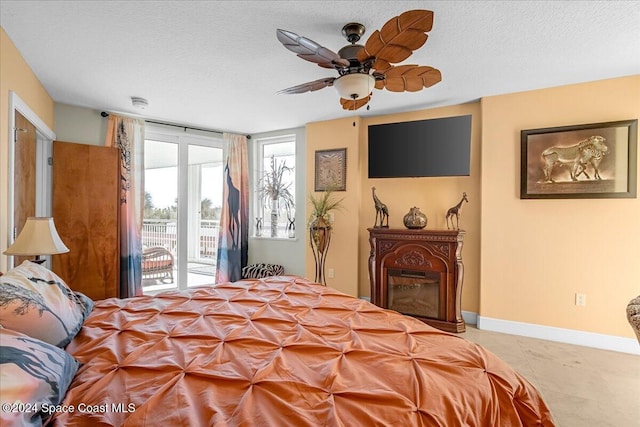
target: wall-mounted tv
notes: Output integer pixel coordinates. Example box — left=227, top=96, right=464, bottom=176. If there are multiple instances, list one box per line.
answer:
left=368, top=115, right=472, bottom=178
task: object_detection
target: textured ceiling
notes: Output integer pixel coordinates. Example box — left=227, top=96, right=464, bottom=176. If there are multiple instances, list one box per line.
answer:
left=1, top=1, right=639, bottom=135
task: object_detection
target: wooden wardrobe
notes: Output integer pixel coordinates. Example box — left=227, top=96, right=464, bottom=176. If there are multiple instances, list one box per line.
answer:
left=51, top=141, right=120, bottom=300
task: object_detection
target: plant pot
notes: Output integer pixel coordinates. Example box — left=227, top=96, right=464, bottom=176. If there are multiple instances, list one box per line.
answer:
left=309, top=215, right=332, bottom=285
left=310, top=216, right=331, bottom=252
left=270, top=199, right=278, bottom=237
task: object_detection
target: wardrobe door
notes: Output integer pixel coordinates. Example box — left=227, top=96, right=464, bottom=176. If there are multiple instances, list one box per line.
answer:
left=52, top=141, right=120, bottom=300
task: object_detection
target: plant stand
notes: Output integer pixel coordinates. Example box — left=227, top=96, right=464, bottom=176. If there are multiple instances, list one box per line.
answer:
left=309, top=217, right=332, bottom=285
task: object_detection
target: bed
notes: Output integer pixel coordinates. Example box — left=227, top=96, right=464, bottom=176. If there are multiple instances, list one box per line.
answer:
left=1, top=262, right=555, bottom=426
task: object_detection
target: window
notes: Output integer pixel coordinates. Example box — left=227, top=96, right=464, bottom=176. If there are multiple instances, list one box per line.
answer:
left=143, top=125, right=224, bottom=292
left=254, top=135, right=296, bottom=239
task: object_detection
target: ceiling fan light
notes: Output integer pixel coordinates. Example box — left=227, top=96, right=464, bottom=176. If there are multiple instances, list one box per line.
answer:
left=334, top=74, right=375, bottom=100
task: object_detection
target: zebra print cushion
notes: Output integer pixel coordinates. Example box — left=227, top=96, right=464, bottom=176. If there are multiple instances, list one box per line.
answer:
left=0, top=261, right=94, bottom=348
left=241, top=263, right=285, bottom=279
left=0, top=327, right=79, bottom=427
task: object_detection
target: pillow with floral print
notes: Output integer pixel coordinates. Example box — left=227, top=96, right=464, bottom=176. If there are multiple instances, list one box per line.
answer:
left=0, top=261, right=93, bottom=347
left=0, top=327, right=79, bottom=427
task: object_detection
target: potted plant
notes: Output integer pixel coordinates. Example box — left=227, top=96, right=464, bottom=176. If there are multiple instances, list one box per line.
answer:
left=257, top=155, right=294, bottom=237
left=308, top=187, right=343, bottom=284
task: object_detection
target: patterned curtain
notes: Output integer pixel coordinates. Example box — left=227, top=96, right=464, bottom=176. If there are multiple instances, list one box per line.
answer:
left=216, top=133, right=249, bottom=283
left=105, top=115, right=145, bottom=298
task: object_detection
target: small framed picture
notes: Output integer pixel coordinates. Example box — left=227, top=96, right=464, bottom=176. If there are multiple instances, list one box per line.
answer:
left=315, top=148, right=347, bottom=191
left=520, top=119, right=637, bottom=199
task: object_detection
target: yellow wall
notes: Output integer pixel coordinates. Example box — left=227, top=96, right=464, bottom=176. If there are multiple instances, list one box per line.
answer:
left=305, top=104, right=482, bottom=314
left=359, top=103, right=482, bottom=313
left=0, top=27, right=55, bottom=272
left=481, top=75, right=640, bottom=339
left=307, top=75, right=639, bottom=340
left=305, top=117, right=362, bottom=296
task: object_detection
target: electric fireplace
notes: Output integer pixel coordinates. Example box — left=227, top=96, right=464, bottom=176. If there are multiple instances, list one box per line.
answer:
left=368, top=228, right=465, bottom=333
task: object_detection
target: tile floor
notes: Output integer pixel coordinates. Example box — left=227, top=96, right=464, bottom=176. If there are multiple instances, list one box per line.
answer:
left=463, top=326, right=640, bottom=427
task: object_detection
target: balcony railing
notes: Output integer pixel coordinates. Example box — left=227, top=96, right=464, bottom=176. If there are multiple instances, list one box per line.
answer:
left=143, top=219, right=219, bottom=264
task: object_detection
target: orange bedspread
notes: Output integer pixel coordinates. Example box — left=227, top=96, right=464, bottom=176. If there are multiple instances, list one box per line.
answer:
left=52, top=276, right=554, bottom=426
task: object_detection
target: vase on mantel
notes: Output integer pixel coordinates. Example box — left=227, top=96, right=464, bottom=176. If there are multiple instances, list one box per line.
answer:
left=403, top=206, right=428, bottom=229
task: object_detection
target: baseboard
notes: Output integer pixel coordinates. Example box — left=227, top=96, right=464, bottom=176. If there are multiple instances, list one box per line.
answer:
left=476, top=315, right=640, bottom=356
left=356, top=304, right=638, bottom=355
left=462, top=310, right=477, bottom=325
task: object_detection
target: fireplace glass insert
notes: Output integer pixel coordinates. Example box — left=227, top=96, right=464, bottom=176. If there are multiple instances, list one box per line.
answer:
left=387, top=268, right=440, bottom=319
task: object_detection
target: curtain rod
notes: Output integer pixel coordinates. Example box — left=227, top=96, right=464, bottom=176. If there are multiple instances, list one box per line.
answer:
left=100, top=111, right=251, bottom=139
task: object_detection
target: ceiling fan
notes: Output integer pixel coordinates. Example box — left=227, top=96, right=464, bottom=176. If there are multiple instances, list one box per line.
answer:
left=276, top=9, right=441, bottom=111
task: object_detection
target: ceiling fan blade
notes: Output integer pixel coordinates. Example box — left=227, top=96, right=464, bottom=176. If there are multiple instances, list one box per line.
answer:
left=372, top=59, right=392, bottom=73
left=277, top=77, right=336, bottom=95
left=340, top=95, right=371, bottom=111
left=377, top=65, right=442, bottom=92
left=358, top=10, right=434, bottom=64
left=277, top=29, right=350, bottom=69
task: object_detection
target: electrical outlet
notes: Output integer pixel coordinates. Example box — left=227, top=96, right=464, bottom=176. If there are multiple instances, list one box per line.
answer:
left=327, top=268, right=335, bottom=278
left=575, top=293, right=587, bottom=306
left=328, top=212, right=335, bottom=222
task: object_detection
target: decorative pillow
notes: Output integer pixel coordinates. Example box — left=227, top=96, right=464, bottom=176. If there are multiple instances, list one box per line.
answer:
left=0, top=261, right=94, bottom=347
left=0, top=328, right=79, bottom=427
left=241, top=263, right=285, bottom=279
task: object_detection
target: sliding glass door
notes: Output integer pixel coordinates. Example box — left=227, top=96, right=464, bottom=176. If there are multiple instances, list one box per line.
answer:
left=186, top=144, right=223, bottom=286
left=143, top=126, right=224, bottom=292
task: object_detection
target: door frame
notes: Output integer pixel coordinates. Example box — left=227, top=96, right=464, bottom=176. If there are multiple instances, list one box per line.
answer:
left=145, top=124, right=225, bottom=290
left=7, top=91, right=56, bottom=268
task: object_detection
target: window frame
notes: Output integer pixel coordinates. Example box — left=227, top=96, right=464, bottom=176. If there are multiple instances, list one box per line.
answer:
left=143, top=124, right=225, bottom=292
left=252, top=134, right=297, bottom=239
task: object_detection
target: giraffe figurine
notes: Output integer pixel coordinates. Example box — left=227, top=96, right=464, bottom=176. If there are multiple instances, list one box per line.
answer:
left=446, top=192, right=469, bottom=230
left=372, top=187, right=389, bottom=228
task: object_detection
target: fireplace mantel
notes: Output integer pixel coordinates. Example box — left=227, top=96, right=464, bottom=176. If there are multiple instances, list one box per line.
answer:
left=367, top=228, right=465, bottom=333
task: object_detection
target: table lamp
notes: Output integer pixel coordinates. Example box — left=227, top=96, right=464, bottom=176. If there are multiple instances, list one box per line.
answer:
left=3, top=217, right=69, bottom=264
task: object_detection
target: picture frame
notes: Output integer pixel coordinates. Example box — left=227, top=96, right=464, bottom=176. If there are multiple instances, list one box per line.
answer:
left=520, top=119, right=637, bottom=199
left=315, top=148, right=347, bottom=192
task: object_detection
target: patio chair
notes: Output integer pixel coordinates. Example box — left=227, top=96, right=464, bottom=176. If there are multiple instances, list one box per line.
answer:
left=142, top=246, right=174, bottom=283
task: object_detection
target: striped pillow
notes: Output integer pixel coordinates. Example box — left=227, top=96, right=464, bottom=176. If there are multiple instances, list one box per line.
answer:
left=241, top=263, right=285, bottom=279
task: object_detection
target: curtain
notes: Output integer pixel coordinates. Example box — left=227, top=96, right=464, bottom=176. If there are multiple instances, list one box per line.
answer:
left=216, top=133, right=249, bottom=283
left=105, top=115, right=145, bottom=298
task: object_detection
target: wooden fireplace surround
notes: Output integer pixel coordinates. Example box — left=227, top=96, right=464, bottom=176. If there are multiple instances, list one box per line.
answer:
left=368, top=228, right=465, bottom=333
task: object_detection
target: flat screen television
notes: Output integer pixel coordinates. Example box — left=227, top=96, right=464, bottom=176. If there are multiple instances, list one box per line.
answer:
left=368, top=115, right=472, bottom=178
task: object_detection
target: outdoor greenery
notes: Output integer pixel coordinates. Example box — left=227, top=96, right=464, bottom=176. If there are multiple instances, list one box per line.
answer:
left=144, top=192, right=220, bottom=220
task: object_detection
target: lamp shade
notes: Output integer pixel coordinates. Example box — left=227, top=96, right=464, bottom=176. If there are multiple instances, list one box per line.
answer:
left=334, top=73, right=375, bottom=100
left=3, top=217, right=69, bottom=256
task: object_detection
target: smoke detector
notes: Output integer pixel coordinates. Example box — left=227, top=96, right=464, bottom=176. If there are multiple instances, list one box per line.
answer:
left=131, top=96, right=149, bottom=109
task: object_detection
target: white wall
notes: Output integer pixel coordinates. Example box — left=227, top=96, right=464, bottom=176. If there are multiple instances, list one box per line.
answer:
left=54, top=103, right=106, bottom=145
